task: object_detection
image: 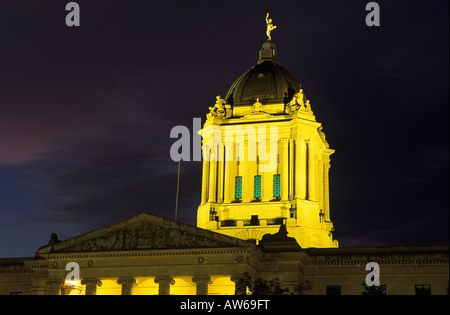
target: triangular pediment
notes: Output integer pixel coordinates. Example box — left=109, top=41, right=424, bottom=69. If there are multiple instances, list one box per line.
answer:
left=38, top=213, right=253, bottom=254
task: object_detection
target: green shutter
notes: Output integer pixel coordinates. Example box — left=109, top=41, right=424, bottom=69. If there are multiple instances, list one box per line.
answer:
left=235, top=176, right=242, bottom=200
left=273, top=174, right=281, bottom=198
left=254, top=175, right=262, bottom=199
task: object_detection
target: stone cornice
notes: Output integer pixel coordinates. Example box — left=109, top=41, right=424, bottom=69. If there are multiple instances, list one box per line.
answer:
left=45, top=247, right=254, bottom=260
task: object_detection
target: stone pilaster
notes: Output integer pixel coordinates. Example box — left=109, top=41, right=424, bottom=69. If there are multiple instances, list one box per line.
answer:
left=280, top=138, right=289, bottom=201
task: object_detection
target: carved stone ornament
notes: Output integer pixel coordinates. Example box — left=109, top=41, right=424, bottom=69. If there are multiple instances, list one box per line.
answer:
left=253, top=98, right=263, bottom=112
left=318, top=126, right=329, bottom=148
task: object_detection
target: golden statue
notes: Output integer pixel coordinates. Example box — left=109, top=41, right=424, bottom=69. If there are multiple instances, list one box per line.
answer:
left=208, top=96, right=226, bottom=118
left=266, top=13, right=277, bottom=41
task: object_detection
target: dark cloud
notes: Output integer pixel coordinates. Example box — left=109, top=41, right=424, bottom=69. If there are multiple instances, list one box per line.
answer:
left=27, top=114, right=199, bottom=228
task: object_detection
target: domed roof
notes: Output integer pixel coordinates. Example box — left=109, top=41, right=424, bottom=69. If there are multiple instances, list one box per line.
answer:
left=225, top=41, right=300, bottom=107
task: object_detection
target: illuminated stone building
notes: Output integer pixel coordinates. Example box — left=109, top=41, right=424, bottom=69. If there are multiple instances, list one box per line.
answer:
left=197, top=39, right=336, bottom=248
left=0, top=25, right=448, bottom=296
left=0, top=213, right=448, bottom=295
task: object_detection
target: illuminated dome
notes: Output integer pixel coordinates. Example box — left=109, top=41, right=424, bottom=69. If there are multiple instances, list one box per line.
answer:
left=225, top=41, right=300, bottom=107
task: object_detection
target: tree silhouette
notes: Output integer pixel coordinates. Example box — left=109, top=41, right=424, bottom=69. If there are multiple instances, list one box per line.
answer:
left=361, top=282, right=386, bottom=295
left=235, top=272, right=311, bottom=295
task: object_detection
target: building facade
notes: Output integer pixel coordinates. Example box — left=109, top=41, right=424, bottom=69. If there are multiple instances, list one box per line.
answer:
left=0, top=27, right=448, bottom=296
left=0, top=213, right=448, bottom=295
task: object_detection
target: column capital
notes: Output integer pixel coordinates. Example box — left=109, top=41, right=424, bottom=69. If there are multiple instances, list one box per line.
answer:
left=192, top=275, right=212, bottom=295
left=192, top=275, right=212, bottom=284
left=117, top=277, right=137, bottom=286
left=154, top=276, right=175, bottom=295
left=118, top=277, right=137, bottom=295
left=154, top=276, right=175, bottom=285
left=81, top=278, right=102, bottom=295
left=46, top=279, right=64, bottom=295
left=224, top=140, right=234, bottom=148
left=45, top=279, right=64, bottom=286
left=81, top=278, right=102, bottom=287
left=280, top=138, right=290, bottom=145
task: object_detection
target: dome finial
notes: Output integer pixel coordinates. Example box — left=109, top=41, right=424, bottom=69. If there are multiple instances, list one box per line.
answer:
left=265, top=13, right=277, bottom=41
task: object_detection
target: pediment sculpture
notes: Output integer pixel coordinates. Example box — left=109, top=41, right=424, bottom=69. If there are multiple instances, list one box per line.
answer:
left=39, top=214, right=250, bottom=253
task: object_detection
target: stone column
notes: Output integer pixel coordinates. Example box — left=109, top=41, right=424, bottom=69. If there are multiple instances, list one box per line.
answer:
left=201, top=146, right=210, bottom=204
left=81, top=279, right=102, bottom=295
left=217, top=143, right=225, bottom=203
left=288, top=139, right=295, bottom=199
left=280, top=138, right=289, bottom=201
left=308, top=140, right=317, bottom=201
left=192, top=275, right=212, bottom=295
left=46, top=279, right=63, bottom=295
left=208, top=144, right=217, bottom=203
left=324, top=162, right=331, bottom=222
left=296, top=138, right=306, bottom=200
left=154, top=276, right=175, bottom=295
left=223, top=141, right=234, bottom=203
left=117, top=278, right=136, bottom=295
left=318, top=161, right=325, bottom=212
left=241, top=140, right=250, bottom=202
left=248, top=140, right=257, bottom=200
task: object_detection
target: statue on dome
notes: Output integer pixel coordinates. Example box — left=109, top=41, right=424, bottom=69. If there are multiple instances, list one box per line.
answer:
left=266, top=13, right=277, bottom=41
left=288, top=89, right=314, bottom=114
left=290, top=89, right=305, bottom=111
left=305, top=99, right=313, bottom=113
left=208, top=95, right=226, bottom=118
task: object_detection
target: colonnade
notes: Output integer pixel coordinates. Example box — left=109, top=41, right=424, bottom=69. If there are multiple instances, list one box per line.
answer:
left=46, top=274, right=245, bottom=295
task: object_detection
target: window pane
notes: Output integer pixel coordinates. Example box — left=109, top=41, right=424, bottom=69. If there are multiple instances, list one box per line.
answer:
left=273, top=174, right=280, bottom=198
left=415, top=285, right=431, bottom=295
left=235, top=176, right=242, bottom=200
left=254, top=175, right=261, bottom=199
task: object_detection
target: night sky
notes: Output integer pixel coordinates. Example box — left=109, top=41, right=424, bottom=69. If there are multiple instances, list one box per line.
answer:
left=0, top=0, right=448, bottom=258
